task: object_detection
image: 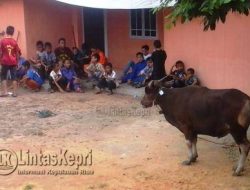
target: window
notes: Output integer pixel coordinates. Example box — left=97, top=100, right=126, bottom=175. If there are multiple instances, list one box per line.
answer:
left=130, top=9, right=157, bottom=38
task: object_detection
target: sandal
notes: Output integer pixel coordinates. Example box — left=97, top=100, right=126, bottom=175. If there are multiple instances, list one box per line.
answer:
left=0, top=94, right=8, bottom=97
left=95, top=90, right=102, bottom=94
left=49, top=89, right=55, bottom=93
left=76, top=88, right=82, bottom=93
left=11, top=94, right=17, bottom=98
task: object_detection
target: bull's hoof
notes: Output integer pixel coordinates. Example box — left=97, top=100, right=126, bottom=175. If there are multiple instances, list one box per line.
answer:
left=191, top=156, right=198, bottom=163
left=232, top=165, right=245, bottom=172
left=232, top=171, right=243, bottom=176
left=232, top=165, right=237, bottom=171
left=182, top=160, right=192, bottom=166
left=233, top=167, right=244, bottom=176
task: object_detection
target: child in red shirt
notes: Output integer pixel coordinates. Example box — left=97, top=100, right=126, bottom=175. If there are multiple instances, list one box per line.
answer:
left=0, top=26, right=20, bottom=97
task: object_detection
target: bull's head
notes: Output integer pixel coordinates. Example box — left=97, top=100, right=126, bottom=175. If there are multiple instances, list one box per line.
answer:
left=141, top=77, right=168, bottom=108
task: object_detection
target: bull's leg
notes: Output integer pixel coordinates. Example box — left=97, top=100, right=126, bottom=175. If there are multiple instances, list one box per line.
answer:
left=233, top=141, right=250, bottom=176
left=231, top=129, right=250, bottom=176
left=191, top=136, right=198, bottom=162
left=182, top=140, right=193, bottom=165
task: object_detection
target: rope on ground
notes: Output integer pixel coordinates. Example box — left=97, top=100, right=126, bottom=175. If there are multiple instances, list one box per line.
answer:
left=198, top=137, right=237, bottom=148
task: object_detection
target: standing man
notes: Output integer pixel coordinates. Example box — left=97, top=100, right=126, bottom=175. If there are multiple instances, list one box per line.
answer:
left=0, top=26, right=20, bottom=97
left=151, top=40, right=167, bottom=80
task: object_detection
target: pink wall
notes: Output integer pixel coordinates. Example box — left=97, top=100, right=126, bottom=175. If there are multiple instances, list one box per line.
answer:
left=23, top=0, right=83, bottom=58
left=0, top=0, right=27, bottom=57
left=107, top=10, right=164, bottom=69
left=164, top=13, right=250, bottom=94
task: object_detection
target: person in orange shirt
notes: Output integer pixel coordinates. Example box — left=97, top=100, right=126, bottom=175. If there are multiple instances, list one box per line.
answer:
left=90, top=46, right=107, bottom=65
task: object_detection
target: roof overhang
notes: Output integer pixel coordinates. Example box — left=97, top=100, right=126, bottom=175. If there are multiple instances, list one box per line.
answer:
left=55, top=0, right=175, bottom=9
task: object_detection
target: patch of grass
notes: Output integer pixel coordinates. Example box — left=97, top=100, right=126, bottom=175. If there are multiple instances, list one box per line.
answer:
left=87, top=185, right=95, bottom=189
left=99, top=183, right=108, bottom=188
left=23, top=184, right=34, bottom=190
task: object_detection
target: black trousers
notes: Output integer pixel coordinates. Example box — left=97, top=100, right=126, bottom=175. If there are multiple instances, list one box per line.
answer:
left=49, top=77, right=67, bottom=91
left=39, top=65, right=53, bottom=80
left=1, top=65, right=17, bottom=81
left=97, top=78, right=116, bottom=91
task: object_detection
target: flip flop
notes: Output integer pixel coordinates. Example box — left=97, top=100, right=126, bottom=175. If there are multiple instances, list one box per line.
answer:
left=49, top=89, right=55, bottom=93
left=95, top=91, right=102, bottom=94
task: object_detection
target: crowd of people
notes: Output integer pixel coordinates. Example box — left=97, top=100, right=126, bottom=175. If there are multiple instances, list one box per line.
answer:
left=0, top=25, right=199, bottom=97
left=120, top=41, right=199, bottom=89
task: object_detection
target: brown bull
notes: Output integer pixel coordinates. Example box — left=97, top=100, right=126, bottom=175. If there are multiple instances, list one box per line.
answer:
left=141, top=79, right=250, bottom=176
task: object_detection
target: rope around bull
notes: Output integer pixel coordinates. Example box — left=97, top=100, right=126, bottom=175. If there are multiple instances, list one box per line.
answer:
left=198, top=137, right=237, bottom=148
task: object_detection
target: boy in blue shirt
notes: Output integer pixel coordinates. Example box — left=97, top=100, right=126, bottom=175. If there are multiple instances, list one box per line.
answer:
left=133, top=57, right=153, bottom=88
left=185, top=68, right=199, bottom=86
left=17, top=57, right=27, bottom=80
left=20, top=61, right=44, bottom=90
left=61, top=59, right=81, bottom=92
left=41, top=42, right=56, bottom=79
left=121, top=52, right=146, bottom=84
left=169, top=60, right=186, bottom=88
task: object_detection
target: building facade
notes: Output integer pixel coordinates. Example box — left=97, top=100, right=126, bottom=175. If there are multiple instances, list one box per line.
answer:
left=0, top=0, right=250, bottom=94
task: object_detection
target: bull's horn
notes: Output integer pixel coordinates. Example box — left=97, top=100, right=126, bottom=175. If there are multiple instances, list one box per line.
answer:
left=158, top=76, right=168, bottom=82
left=148, top=80, right=154, bottom=89
left=153, top=80, right=161, bottom=87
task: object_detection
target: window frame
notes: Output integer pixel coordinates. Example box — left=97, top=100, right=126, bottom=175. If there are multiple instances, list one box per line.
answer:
left=129, top=9, right=158, bottom=39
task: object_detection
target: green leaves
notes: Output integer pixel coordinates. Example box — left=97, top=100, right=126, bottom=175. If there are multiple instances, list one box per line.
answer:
left=156, top=0, right=250, bottom=31
left=222, top=0, right=232, bottom=4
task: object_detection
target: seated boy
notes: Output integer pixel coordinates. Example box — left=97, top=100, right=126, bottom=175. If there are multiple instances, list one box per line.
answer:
left=16, top=56, right=27, bottom=80
left=34, top=41, right=44, bottom=61
left=72, top=47, right=87, bottom=78
left=29, top=41, right=45, bottom=79
left=49, top=63, right=66, bottom=93
left=121, top=52, right=146, bottom=84
left=54, top=38, right=73, bottom=62
left=61, top=59, right=81, bottom=92
left=132, top=57, right=153, bottom=88
left=96, top=63, right=117, bottom=95
left=90, top=45, right=107, bottom=65
left=141, top=45, right=151, bottom=60
left=121, top=45, right=150, bottom=82
left=41, top=42, right=56, bottom=79
left=168, top=60, right=186, bottom=88
left=86, top=53, right=105, bottom=86
left=20, top=61, right=44, bottom=91
left=185, top=68, right=199, bottom=86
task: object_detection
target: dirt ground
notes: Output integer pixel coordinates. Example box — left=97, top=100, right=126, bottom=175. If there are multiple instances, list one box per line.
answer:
left=0, top=89, right=250, bottom=190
